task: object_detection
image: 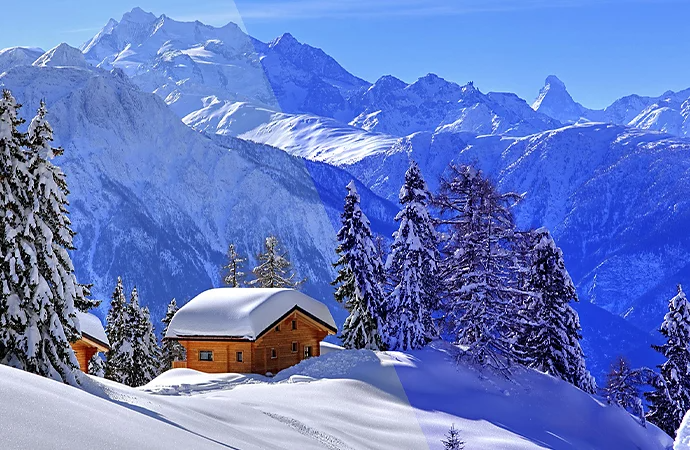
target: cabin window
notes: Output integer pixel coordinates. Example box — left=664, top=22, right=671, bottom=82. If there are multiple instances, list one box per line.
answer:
left=271, top=348, right=277, bottom=359
left=292, top=342, right=298, bottom=353
left=291, top=320, right=297, bottom=330
left=199, top=350, right=213, bottom=361
left=236, top=351, right=243, bottom=363
left=275, top=324, right=281, bottom=332
left=304, top=346, right=312, bottom=359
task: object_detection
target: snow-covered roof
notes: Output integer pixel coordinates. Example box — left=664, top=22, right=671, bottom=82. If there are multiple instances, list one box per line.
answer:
left=165, top=288, right=337, bottom=340
left=77, top=311, right=109, bottom=348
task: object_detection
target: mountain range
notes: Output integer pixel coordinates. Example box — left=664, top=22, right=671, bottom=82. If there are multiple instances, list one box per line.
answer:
left=533, top=74, right=690, bottom=137
left=2, top=7, right=690, bottom=380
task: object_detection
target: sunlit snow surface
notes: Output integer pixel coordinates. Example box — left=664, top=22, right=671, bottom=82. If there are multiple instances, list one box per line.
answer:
left=676, top=410, right=690, bottom=449
left=0, top=343, right=671, bottom=449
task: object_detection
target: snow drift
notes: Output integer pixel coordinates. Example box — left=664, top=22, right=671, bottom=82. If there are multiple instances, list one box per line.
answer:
left=0, top=343, right=672, bottom=449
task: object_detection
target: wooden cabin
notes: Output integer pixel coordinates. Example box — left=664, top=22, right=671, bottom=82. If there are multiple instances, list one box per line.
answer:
left=164, top=288, right=337, bottom=375
left=71, top=311, right=110, bottom=374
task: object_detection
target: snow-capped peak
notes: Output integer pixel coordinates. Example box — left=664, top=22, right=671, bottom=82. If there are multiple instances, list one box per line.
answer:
left=32, top=43, right=89, bottom=69
left=268, top=32, right=300, bottom=50
left=0, top=47, right=45, bottom=74
left=532, top=74, right=586, bottom=123
left=373, top=75, right=407, bottom=89
left=461, top=81, right=479, bottom=95
left=407, top=73, right=460, bottom=100
left=544, top=74, right=566, bottom=90
left=121, top=7, right=157, bottom=24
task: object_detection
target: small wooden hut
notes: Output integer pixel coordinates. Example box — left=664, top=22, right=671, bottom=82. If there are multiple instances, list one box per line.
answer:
left=164, top=288, right=337, bottom=375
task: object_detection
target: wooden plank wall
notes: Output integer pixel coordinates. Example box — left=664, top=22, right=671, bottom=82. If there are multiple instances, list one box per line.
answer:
left=176, top=311, right=330, bottom=375
left=71, top=340, right=98, bottom=374
left=251, top=311, right=328, bottom=375
left=180, top=340, right=252, bottom=373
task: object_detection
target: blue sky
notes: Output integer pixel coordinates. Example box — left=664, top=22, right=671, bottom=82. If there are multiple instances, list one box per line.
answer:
left=0, top=0, right=687, bottom=108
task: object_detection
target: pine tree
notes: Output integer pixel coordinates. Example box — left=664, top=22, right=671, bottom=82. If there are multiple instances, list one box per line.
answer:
left=515, top=228, right=596, bottom=394
left=88, top=352, right=106, bottom=378
left=602, top=356, right=645, bottom=426
left=332, top=181, right=386, bottom=350
left=126, top=287, right=160, bottom=387
left=248, top=236, right=303, bottom=289
left=160, top=298, right=185, bottom=372
left=441, top=424, right=465, bottom=450
left=645, top=284, right=690, bottom=437
left=104, top=277, right=131, bottom=382
left=383, top=161, right=440, bottom=350
left=433, top=164, right=521, bottom=373
left=222, top=243, right=246, bottom=287
left=26, top=101, right=97, bottom=314
left=0, top=89, right=38, bottom=373
left=372, top=234, right=388, bottom=270
left=0, top=91, right=84, bottom=385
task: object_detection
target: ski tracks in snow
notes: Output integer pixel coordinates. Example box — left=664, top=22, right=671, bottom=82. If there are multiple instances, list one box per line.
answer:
left=262, top=411, right=356, bottom=450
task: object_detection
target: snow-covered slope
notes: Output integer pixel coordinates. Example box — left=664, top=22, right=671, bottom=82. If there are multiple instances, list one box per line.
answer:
left=0, top=344, right=671, bottom=449
left=233, top=108, right=401, bottom=165
left=0, top=62, right=398, bottom=326
left=676, top=410, right=690, bottom=449
left=182, top=101, right=402, bottom=166
left=0, top=46, right=44, bottom=74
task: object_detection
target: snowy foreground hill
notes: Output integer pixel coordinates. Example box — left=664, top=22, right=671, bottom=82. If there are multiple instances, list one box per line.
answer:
left=0, top=343, right=671, bottom=449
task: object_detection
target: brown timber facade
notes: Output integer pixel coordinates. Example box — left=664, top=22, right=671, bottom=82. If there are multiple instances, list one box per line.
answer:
left=171, top=307, right=335, bottom=375
left=71, top=333, right=109, bottom=374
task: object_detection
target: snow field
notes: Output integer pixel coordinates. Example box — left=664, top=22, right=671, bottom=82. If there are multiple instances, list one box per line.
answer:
left=0, top=342, right=672, bottom=449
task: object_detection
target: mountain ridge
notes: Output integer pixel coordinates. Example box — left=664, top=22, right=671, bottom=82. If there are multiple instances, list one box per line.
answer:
left=531, top=75, right=690, bottom=138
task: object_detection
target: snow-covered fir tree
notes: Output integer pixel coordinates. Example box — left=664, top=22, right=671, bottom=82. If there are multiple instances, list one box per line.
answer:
left=88, top=352, right=106, bottom=378
left=222, top=243, right=246, bottom=287
left=248, top=236, right=303, bottom=288
left=433, top=164, right=521, bottom=372
left=515, top=228, right=596, bottom=394
left=160, top=298, right=185, bottom=372
left=126, top=287, right=161, bottom=387
left=332, top=181, right=387, bottom=350
left=372, top=234, right=388, bottom=271
left=383, top=161, right=440, bottom=350
left=0, top=92, right=86, bottom=385
left=26, top=101, right=96, bottom=314
left=105, top=277, right=129, bottom=381
left=441, top=424, right=464, bottom=450
left=602, top=356, right=645, bottom=426
left=645, top=284, right=690, bottom=436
